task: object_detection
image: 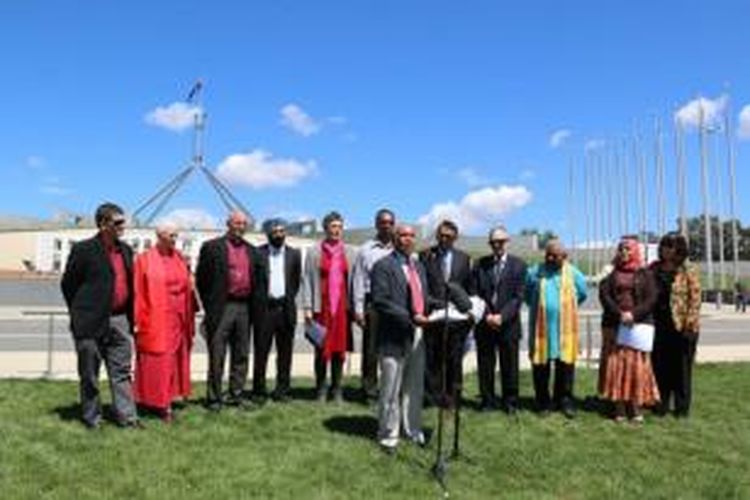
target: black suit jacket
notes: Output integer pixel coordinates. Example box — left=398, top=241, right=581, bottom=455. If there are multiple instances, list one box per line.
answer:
left=61, top=235, right=134, bottom=339
left=371, top=252, right=430, bottom=357
left=257, top=243, right=302, bottom=330
left=471, top=254, right=527, bottom=340
left=196, top=235, right=267, bottom=335
left=419, top=245, right=471, bottom=309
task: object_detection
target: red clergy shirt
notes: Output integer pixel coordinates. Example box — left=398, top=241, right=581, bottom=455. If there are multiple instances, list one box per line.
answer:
left=106, top=242, right=129, bottom=313
left=226, top=239, right=252, bottom=298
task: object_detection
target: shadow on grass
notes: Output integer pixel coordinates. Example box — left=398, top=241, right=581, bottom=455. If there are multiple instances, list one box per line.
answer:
left=51, top=402, right=81, bottom=423
left=323, top=414, right=378, bottom=441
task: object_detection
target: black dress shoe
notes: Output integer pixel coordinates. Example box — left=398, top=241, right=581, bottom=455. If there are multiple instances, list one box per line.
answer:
left=206, top=401, right=223, bottom=413
left=479, top=399, right=496, bottom=412
left=561, top=403, right=576, bottom=420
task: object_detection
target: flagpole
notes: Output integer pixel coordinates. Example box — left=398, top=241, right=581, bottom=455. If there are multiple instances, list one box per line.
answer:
left=674, top=111, right=688, bottom=238
left=698, top=100, right=716, bottom=298
left=725, top=96, right=741, bottom=286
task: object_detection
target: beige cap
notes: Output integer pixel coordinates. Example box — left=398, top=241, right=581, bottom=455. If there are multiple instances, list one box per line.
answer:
left=489, top=225, right=510, bottom=241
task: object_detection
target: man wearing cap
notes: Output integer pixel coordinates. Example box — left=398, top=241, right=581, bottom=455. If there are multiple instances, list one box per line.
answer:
left=196, top=211, right=267, bottom=411
left=253, top=218, right=302, bottom=403
left=351, top=208, right=396, bottom=401
left=470, top=225, right=527, bottom=413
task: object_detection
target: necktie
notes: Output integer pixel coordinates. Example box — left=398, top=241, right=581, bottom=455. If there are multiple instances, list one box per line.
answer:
left=407, top=261, right=425, bottom=316
left=491, top=259, right=504, bottom=307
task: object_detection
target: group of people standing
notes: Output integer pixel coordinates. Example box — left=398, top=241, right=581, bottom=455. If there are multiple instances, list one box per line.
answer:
left=61, top=202, right=701, bottom=451
left=599, top=233, right=701, bottom=422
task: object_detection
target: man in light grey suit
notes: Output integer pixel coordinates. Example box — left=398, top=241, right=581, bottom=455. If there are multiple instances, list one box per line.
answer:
left=371, top=224, right=431, bottom=454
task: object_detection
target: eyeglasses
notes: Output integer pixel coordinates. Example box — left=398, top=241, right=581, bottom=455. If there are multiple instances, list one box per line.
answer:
left=490, top=239, right=507, bottom=245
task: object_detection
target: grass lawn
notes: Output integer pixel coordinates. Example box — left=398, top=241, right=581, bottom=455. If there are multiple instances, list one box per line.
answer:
left=1, top=364, right=749, bottom=500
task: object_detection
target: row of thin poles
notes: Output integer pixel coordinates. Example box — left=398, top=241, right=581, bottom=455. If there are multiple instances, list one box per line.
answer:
left=567, top=95, right=741, bottom=293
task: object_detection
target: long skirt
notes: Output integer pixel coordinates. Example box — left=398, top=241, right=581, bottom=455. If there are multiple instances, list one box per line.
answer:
left=602, top=345, right=660, bottom=407
left=598, top=326, right=617, bottom=396
left=134, top=318, right=191, bottom=410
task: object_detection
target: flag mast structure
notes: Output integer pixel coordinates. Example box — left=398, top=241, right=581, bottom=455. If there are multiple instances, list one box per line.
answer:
left=132, top=80, right=253, bottom=227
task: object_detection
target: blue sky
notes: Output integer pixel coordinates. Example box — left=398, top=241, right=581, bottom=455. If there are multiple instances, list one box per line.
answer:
left=1, top=1, right=750, bottom=242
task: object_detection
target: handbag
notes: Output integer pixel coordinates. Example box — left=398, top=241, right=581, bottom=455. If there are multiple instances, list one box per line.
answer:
left=616, top=323, right=655, bottom=352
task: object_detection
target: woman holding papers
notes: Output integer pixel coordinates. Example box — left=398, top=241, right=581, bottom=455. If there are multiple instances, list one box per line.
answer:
left=302, top=211, right=356, bottom=403
left=649, top=233, right=701, bottom=418
left=600, top=237, right=659, bottom=423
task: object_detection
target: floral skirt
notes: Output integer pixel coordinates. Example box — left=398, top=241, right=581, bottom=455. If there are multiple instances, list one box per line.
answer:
left=602, top=345, right=660, bottom=406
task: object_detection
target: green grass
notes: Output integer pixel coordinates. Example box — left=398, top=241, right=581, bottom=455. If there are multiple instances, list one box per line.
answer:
left=1, top=365, right=749, bottom=499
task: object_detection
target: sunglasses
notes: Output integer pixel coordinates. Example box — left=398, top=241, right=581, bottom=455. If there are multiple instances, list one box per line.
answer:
left=112, top=219, right=126, bottom=226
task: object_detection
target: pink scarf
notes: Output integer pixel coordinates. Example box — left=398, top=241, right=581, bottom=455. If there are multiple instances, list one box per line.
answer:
left=322, top=239, right=346, bottom=315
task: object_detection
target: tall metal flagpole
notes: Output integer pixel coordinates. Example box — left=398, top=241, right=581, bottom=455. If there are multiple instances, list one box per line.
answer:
left=711, top=129, right=727, bottom=299
left=568, top=157, right=578, bottom=266
left=633, top=123, right=648, bottom=246
left=674, top=112, right=688, bottom=238
left=591, top=149, right=601, bottom=275
left=606, top=143, right=615, bottom=253
left=698, top=100, right=716, bottom=296
left=725, top=97, right=741, bottom=286
left=584, top=152, right=593, bottom=277
left=654, top=116, right=667, bottom=235
left=620, top=137, right=630, bottom=235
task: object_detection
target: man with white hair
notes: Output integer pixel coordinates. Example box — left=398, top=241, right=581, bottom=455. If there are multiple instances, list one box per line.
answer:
left=196, top=211, right=267, bottom=411
left=133, top=223, right=196, bottom=422
left=371, top=224, right=430, bottom=454
left=470, top=225, right=527, bottom=414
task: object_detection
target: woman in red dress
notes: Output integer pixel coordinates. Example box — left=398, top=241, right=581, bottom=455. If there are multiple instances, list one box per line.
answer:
left=133, top=225, right=196, bottom=421
left=302, top=212, right=355, bottom=403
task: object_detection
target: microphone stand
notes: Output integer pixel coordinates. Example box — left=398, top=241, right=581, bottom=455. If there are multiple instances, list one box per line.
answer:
left=431, top=279, right=450, bottom=496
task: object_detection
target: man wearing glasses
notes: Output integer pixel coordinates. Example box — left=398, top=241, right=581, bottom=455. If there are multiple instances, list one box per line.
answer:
left=419, top=219, right=472, bottom=409
left=61, top=202, right=139, bottom=429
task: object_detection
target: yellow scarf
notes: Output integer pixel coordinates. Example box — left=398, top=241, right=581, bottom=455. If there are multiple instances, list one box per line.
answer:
left=532, top=262, right=579, bottom=365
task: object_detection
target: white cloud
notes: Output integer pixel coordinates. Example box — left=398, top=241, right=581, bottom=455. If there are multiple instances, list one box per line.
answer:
left=549, top=129, right=572, bottom=149
left=584, top=139, right=605, bottom=152
left=144, top=102, right=201, bottom=132
left=455, top=167, right=489, bottom=187
left=280, top=103, right=321, bottom=137
left=519, top=169, right=536, bottom=181
left=155, top=208, right=219, bottom=230
left=326, top=116, right=348, bottom=125
left=25, top=155, right=45, bottom=169
left=738, top=105, right=750, bottom=140
left=418, top=184, right=532, bottom=234
left=675, top=95, right=728, bottom=130
left=215, top=149, right=318, bottom=189
left=40, top=185, right=70, bottom=196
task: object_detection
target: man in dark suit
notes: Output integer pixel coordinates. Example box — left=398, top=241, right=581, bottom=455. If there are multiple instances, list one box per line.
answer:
left=196, top=211, right=267, bottom=411
left=61, top=202, right=139, bottom=429
left=252, top=218, right=302, bottom=403
left=372, top=224, right=430, bottom=453
left=420, top=219, right=473, bottom=408
left=471, top=226, right=527, bottom=413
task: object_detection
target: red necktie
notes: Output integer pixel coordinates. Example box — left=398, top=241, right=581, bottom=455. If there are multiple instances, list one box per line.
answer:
left=407, top=261, right=424, bottom=316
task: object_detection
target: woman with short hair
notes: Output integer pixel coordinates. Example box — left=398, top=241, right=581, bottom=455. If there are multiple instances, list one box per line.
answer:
left=650, top=232, right=701, bottom=418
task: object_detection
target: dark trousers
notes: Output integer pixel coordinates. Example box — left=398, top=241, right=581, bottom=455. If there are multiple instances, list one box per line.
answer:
left=74, top=314, right=137, bottom=426
left=476, top=325, right=519, bottom=405
left=253, top=302, right=294, bottom=396
left=360, top=301, right=379, bottom=397
left=315, top=350, right=344, bottom=395
left=424, top=320, right=470, bottom=407
left=651, top=333, right=697, bottom=415
left=532, top=360, right=575, bottom=409
left=207, top=301, right=251, bottom=404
